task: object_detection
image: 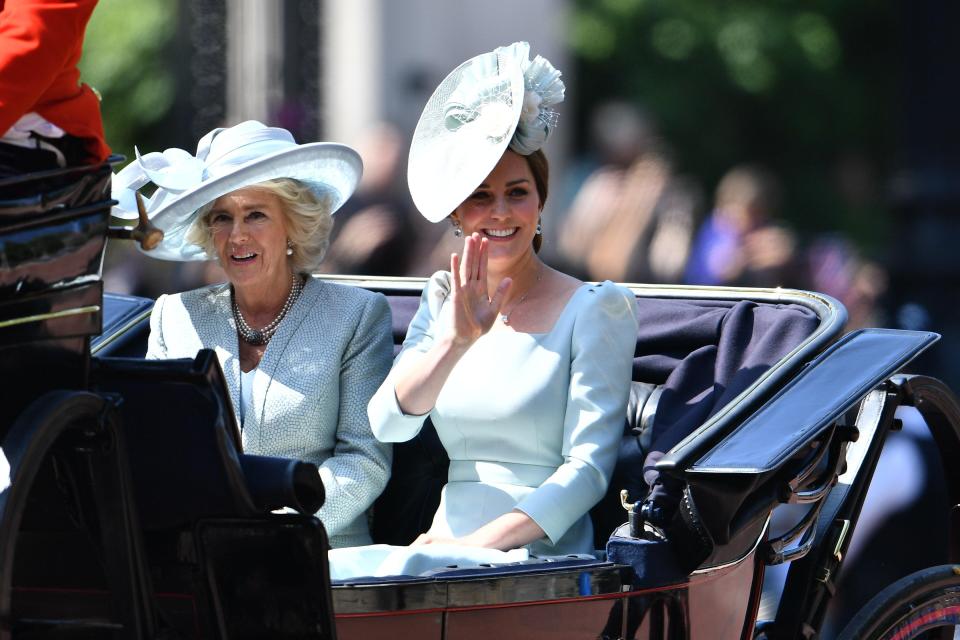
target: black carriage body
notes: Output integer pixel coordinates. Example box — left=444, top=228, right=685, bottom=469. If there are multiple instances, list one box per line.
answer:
left=89, top=278, right=958, bottom=638
left=3, top=168, right=960, bottom=640
left=0, top=162, right=113, bottom=434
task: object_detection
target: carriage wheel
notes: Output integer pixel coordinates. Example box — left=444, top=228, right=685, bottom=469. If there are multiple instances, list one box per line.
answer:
left=837, top=565, right=960, bottom=639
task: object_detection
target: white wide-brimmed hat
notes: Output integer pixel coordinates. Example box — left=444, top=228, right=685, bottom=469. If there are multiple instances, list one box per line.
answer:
left=112, top=120, right=362, bottom=261
left=407, top=42, right=565, bottom=223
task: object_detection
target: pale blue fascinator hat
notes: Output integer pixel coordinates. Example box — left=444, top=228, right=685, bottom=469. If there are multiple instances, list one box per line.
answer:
left=111, top=120, right=363, bottom=261
left=408, top=42, right=565, bottom=223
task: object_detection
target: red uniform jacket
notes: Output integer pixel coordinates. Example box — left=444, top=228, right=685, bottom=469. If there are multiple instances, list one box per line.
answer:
left=0, top=0, right=110, bottom=162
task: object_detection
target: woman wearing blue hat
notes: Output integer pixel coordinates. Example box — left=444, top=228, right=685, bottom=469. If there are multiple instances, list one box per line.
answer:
left=331, top=43, right=637, bottom=578
left=113, top=121, right=393, bottom=548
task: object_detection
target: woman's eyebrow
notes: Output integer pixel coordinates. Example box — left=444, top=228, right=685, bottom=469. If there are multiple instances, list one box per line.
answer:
left=208, top=201, right=270, bottom=217
left=240, top=201, right=271, bottom=210
left=476, top=178, right=530, bottom=189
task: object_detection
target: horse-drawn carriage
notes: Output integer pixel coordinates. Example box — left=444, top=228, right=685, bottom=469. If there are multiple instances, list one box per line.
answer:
left=2, top=161, right=959, bottom=639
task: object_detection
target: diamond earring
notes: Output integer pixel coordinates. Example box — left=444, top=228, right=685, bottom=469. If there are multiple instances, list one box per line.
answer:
left=453, top=224, right=463, bottom=238
left=536, top=220, right=543, bottom=235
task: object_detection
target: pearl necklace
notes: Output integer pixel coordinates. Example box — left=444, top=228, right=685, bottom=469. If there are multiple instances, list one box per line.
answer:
left=232, top=273, right=304, bottom=346
left=499, top=267, right=543, bottom=326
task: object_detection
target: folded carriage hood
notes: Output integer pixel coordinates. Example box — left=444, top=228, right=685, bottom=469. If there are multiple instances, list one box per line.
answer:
left=688, top=328, right=938, bottom=476
left=666, top=328, right=938, bottom=552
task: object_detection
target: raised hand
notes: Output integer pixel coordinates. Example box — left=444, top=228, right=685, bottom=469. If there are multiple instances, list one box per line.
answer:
left=449, top=233, right=512, bottom=345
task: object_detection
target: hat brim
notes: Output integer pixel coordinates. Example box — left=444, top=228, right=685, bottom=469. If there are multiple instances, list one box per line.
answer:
left=140, top=143, right=362, bottom=261
left=407, top=49, right=525, bottom=223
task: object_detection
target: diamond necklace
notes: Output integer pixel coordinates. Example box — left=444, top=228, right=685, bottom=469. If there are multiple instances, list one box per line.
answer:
left=499, top=266, right=543, bottom=326
left=232, top=273, right=304, bottom=345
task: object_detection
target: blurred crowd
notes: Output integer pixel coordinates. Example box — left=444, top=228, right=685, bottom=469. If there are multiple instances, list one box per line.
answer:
left=106, top=101, right=889, bottom=331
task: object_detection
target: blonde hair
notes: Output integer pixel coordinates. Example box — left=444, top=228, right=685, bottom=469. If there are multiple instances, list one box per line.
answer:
left=186, top=178, right=334, bottom=274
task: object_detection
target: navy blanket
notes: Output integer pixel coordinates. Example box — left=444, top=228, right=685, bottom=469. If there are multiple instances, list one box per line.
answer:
left=624, top=297, right=820, bottom=515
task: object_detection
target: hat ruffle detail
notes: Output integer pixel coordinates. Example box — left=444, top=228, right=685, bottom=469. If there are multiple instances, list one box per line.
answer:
left=509, top=51, right=565, bottom=155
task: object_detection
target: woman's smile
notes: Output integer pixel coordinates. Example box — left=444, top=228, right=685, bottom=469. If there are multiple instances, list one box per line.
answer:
left=229, top=248, right=258, bottom=263
left=482, top=227, right=519, bottom=239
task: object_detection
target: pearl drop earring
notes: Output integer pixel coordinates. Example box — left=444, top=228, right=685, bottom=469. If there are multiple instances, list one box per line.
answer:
left=286, top=240, right=294, bottom=256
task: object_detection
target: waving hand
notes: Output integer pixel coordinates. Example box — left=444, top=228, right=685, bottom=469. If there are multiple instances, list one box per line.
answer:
left=388, top=233, right=512, bottom=417
left=449, top=233, right=512, bottom=345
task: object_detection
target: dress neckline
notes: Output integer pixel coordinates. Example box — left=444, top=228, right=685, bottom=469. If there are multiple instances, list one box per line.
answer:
left=511, top=282, right=591, bottom=337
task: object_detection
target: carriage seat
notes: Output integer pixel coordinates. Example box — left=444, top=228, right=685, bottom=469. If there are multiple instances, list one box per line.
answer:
left=589, top=381, right=662, bottom=547
left=627, top=382, right=663, bottom=459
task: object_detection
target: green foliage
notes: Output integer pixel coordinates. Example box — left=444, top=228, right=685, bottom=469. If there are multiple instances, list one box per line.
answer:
left=78, top=0, right=178, bottom=160
left=568, top=0, right=897, bottom=245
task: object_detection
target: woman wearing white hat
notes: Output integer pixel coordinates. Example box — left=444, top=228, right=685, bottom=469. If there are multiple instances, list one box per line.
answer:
left=366, top=43, right=638, bottom=560
left=112, top=121, right=393, bottom=548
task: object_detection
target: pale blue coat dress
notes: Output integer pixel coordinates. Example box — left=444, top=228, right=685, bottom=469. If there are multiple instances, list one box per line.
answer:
left=147, top=277, right=393, bottom=548
left=367, top=271, right=638, bottom=557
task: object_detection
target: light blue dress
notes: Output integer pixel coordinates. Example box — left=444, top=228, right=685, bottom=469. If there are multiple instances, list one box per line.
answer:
left=367, top=271, right=638, bottom=556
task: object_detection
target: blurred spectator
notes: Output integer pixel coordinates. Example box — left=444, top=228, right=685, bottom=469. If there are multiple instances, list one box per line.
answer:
left=556, top=101, right=699, bottom=284
left=563, top=101, right=659, bottom=190
left=319, top=122, right=416, bottom=276
left=805, top=235, right=888, bottom=331
left=684, top=164, right=799, bottom=288
left=0, top=0, right=110, bottom=178
left=831, top=150, right=889, bottom=260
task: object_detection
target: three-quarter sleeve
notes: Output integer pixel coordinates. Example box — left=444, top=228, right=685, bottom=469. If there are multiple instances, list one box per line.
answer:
left=514, top=282, right=638, bottom=544
left=367, top=271, right=452, bottom=443
left=316, top=293, right=394, bottom=536
left=146, top=293, right=169, bottom=359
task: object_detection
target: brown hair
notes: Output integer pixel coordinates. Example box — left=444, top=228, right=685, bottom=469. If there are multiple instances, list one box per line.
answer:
left=524, top=149, right=549, bottom=253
